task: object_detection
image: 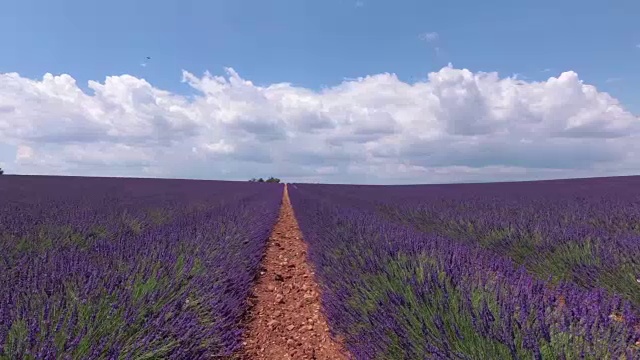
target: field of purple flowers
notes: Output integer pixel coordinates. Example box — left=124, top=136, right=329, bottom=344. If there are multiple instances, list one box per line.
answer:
left=289, top=177, right=640, bottom=359
left=0, top=176, right=282, bottom=359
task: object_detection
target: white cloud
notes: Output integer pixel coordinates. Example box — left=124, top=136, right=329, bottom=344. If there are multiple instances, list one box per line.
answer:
left=0, top=65, right=639, bottom=183
left=419, top=32, right=447, bottom=61
left=419, top=32, right=439, bottom=43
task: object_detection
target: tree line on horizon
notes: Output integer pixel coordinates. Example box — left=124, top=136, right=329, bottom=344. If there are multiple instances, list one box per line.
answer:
left=248, top=177, right=280, bottom=183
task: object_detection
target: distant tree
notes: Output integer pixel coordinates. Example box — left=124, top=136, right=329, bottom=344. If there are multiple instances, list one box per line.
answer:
left=0, top=167, right=3, bottom=175
left=250, top=176, right=281, bottom=183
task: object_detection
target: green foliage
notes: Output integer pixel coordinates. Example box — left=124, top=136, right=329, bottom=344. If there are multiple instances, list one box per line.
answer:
left=3, top=319, right=28, bottom=359
left=335, top=251, right=519, bottom=358
left=249, top=177, right=281, bottom=183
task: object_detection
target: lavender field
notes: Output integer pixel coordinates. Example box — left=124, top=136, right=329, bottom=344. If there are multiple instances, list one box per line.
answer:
left=0, top=176, right=283, bottom=359
left=289, top=177, right=640, bottom=359
left=3, top=174, right=640, bottom=359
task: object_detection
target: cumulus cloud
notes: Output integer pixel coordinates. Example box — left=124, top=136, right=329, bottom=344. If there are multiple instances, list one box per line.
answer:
left=0, top=65, right=638, bottom=184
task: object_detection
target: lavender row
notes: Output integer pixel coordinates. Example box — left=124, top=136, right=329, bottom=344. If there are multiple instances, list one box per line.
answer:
left=296, top=177, right=640, bottom=306
left=0, top=176, right=283, bottom=359
left=289, top=183, right=640, bottom=359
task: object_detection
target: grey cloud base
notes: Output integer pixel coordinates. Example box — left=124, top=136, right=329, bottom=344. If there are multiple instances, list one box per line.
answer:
left=0, top=66, right=638, bottom=184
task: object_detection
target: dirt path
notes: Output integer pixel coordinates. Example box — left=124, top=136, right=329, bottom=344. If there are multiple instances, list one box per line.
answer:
left=241, top=184, right=350, bottom=360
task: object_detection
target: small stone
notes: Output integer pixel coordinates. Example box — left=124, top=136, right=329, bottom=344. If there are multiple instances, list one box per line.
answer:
left=275, top=294, right=284, bottom=303
left=267, top=319, right=279, bottom=327
left=273, top=310, right=282, bottom=317
left=267, top=285, right=276, bottom=292
left=275, top=274, right=284, bottom=282
left=286, top=324, right=295, bottom=331
left=286, top=339, right=294, bottom=345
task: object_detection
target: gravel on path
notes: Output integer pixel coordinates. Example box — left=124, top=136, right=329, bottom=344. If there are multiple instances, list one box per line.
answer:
left=241, top=184, right=350, bottom=360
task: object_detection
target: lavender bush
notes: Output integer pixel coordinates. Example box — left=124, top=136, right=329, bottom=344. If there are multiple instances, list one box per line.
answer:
left=0, top=175, right=282, bottom=359
left=297, top=177, right=640, bottom=305
left=289, top=180, right=640, bottom=359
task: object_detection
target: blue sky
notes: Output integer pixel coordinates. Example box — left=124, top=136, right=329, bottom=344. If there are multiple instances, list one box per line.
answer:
left=2, top=0, right=638, bottom=107
left=0, top=0, right=639, bottom=183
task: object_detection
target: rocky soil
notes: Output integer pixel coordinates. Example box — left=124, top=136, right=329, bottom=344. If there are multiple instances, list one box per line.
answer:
left=241, top=185, right=350, bottom=360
